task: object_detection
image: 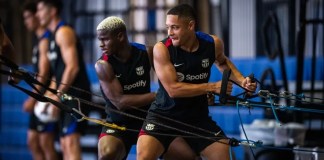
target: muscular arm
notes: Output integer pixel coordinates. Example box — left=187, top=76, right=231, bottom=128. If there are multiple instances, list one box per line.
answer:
left=37, top=38, right=50, bottom=87
left=23, top=36, right=51, bottom=112
left=95, top=60, right=155, bottom=111
left=146, top=46, right=154, bottom=68
left=213, top=35, right=245, bottom=84
left=55, top=26, right=79, bottom=93
left=24, top=38, right=50, bottom=102
left=213, top=35, right=256, bottom=91
left=153, top=42, right=219, bottom=98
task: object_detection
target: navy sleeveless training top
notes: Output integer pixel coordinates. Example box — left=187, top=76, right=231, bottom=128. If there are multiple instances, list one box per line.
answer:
left=150, top=31, right=216, bottom=120
left=32, top=30, right=50, bottom=72
left=99, top=43, right=151, bottom=123
left=47, top=21, right=90, bottom=96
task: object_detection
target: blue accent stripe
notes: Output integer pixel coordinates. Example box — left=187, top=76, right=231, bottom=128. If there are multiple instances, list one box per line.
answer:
left=131, top=42, right=146, bottom=51
left=65, top=121, right=77, bottom=135
left=196, top=31, right=214, bottom=43
left=42, top=122, right=57, bottom=132
left=40, top=30, right=51, bottom=39
left=55, top=21, right=65, bottom=31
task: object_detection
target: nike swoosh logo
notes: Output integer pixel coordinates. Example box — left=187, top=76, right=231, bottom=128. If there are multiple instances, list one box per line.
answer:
left=115, top=74, right=121, bottom=78
left=174, top=63, right=184, bottom=67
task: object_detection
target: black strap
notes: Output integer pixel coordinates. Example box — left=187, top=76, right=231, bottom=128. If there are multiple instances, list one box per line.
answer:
left=8, top=80, right=73, bottom=113
left=45, top=96, right=73, bottom=113
left=1, top=55, right=72, bottom=113
left=8, top=80, right=48, bottom=102
left=0, top=55, right=19, bottom=70
left=220, top=69, right=231, bottom=104
left=1, top=54, right=58, bottom=94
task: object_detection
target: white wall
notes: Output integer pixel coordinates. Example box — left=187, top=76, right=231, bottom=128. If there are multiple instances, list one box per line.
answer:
left=230, top=0, right=256, bottom=58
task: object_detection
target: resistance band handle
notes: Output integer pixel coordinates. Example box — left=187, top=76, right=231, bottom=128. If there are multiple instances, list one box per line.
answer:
left=220, top=69, right=231, bottom=104
left=244, top=73, right=257, bottom=99
left=45, top=97, right=73, bottom=113
left=247, top=73, right=255, bottom=83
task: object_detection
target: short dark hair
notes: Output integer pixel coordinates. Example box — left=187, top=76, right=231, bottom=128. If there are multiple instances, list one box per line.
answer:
left=23, top=1, right=37, bottom=14
left=38, top=0, right=63, bottom=15
left=167, top=4, right=197, bottom=22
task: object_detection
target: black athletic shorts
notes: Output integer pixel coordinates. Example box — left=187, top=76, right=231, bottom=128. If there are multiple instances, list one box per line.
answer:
left=140, top=111, right=226, bottom=154
left=29, top=112, right=58, bottom=133
left=58, top=98, right=89, bottom=137
left=99, top=120, right=143, bottom=157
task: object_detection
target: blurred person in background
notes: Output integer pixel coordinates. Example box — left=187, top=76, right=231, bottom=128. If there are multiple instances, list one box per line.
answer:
left=22, top=2, right=58, bottom=160
left=37, top=0, right=91, bottom=159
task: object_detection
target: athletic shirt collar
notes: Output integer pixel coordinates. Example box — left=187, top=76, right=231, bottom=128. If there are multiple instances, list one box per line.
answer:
left=54, top=20, right=65, bottom=32
left=101, top=43, right=145, bottom=62
left=102, top=53, right=109, bottom=61
left=40, top=30, right=51, bottom=40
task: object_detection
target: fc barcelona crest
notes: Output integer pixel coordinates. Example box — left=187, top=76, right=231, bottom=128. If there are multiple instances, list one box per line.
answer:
left=202, top=59, right=209, bottom=68
left=136, top=66, right=144, bottom=76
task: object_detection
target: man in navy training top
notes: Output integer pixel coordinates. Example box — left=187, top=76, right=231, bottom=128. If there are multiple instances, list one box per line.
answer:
left=137, top=4, right=257, bottom=160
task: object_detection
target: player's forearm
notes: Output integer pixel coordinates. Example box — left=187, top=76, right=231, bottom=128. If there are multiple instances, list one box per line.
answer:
left=226, top=59, right=245, bottom=84
left=33, top=66, right=50, bottom=93
left=57, top=65, right=79, bottom=93
left=218, top=58, right=244, bottom=85
left=164, top=82, right=213, bottom=98
left=116, top=92, right=156, bottom=110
